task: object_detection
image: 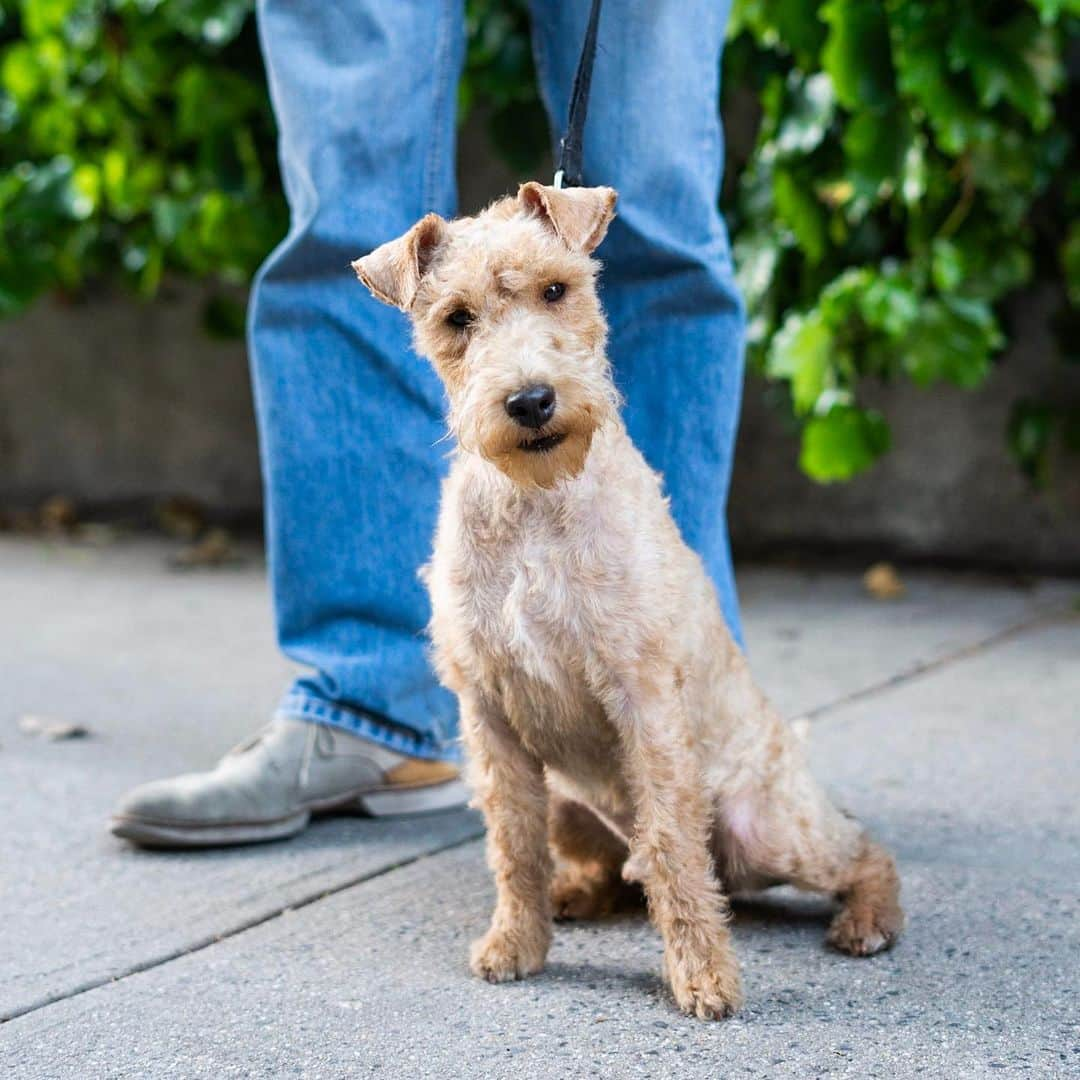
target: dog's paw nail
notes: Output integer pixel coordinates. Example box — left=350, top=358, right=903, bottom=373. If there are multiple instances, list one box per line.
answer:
left=827, top=906, right=903, bottom=957
left=671, top=968, right=742, bottom=1021
left=681, top=989, right=740, bottom=1021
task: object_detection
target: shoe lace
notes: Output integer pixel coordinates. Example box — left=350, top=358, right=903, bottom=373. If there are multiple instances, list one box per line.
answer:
left=224, top=724, right=271, bottom=758
left=298, top=723, right=337, bottom=788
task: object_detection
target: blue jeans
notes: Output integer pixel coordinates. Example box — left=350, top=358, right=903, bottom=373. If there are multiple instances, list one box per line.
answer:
left=250, top=0, right=745, bottom=761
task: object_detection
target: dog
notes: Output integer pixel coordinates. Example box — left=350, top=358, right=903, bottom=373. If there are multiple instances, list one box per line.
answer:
left=353, top=182, right=903, bottom=1019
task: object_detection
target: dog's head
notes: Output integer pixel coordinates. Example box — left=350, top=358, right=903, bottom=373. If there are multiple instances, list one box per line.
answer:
left=354, top=183, right=618, bottom=488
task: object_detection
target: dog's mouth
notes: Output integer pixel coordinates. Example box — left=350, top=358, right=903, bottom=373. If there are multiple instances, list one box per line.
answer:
left=518, top=432, right=567, bottom=454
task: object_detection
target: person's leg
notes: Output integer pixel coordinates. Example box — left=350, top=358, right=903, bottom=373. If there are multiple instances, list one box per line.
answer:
left=110, top=0, right=469, bottom=847
left=252, top=0, right=465, bottom=757
left=528, top=0, right=746, bottom=644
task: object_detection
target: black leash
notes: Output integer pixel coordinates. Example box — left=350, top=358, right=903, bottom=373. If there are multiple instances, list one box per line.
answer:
left=553, top=0, right=604, bottom=190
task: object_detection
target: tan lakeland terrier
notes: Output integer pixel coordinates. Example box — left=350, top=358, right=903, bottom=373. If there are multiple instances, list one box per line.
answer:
left=353, top=183, right=903, bottom=1020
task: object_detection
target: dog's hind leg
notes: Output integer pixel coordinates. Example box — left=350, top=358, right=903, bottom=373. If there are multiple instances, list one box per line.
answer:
left=821, top=832, right=903, bottom=956
left=720, top=756, right=904, bottom=956
left=548, top=794, right=640, bottom=920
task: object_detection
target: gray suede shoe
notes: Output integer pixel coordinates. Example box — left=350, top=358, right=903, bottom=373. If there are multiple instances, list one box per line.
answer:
left=109, top=718, right=467, bottom=848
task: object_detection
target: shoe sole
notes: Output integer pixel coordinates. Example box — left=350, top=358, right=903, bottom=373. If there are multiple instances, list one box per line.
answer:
left=347, top=777, right=470, bottom=818
left=108, top=779, right=470, bottom=850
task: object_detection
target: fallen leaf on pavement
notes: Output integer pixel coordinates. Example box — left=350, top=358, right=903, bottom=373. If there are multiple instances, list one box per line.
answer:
left=170, top=527, right=234, bottom=569
left=155, top=495, right=207, bottom=540
left=18, top=715, right=91, bottom=740
left=39, top=495, right=78, bottom=534
left=863, top=561, right=905, bottom=600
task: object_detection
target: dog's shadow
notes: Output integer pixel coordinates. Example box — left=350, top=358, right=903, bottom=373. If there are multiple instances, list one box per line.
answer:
left=557, top=883, right=835, bottom=933
left=538, top=958, right=665, bottom=998
left=533, top=891, right=838, bottom=1012
left=729, top=887, right=836, bottom=934
left=542, top=887, right=835, bottom=990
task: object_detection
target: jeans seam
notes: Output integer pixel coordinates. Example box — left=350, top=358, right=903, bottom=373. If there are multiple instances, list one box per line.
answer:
left=423, top=0, right=456, bottom=215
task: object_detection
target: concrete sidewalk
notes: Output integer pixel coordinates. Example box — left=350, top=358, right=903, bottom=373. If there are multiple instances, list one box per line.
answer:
left=1, top=535, right=1076, bottom=1078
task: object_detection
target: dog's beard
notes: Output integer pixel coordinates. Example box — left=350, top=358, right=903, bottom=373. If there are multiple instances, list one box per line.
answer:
left=489, top=421, right=597, bottom=488
left=453, top=381, right=615, bottom=489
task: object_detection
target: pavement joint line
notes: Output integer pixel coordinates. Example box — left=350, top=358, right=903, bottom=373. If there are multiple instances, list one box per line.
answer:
left=796, top=602, right=1077, bottom=724
left=0, top=827, right=485, bottom=1027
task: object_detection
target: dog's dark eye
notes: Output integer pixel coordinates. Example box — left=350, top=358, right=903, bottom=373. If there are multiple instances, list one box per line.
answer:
left=543, top=282, right=566, bottom=303
left=447, top=309, right=473, bottom=328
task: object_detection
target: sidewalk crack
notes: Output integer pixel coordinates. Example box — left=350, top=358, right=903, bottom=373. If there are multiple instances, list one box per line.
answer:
left=0, top=829, right=483, bottom=1026
left=797, top=605, right=1076, bottom=724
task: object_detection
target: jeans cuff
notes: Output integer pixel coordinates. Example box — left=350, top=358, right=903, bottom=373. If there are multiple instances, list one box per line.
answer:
left=276, top=692, right=462, bottom=764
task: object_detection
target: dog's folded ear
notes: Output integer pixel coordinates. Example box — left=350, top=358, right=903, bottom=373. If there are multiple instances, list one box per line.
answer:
left=352, top=213, right=446, bottom=310
left=518, top=182, right=617, bottom=254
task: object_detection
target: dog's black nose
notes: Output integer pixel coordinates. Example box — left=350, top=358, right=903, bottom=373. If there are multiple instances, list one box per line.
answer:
left=505, top=384, right=556, bottom=430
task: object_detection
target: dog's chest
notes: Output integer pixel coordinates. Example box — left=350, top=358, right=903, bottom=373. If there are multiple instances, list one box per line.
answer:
left=459, top=513, right=591, bottom=683
left=434, top=490, right=625, bottom=769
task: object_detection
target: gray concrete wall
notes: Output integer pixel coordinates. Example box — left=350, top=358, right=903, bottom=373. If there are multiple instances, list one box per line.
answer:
left=3, top=277, right=1076, bottom=570
left=0, top=281, right=260, bottom=514
left=728, top=288, right=1080, bottom=570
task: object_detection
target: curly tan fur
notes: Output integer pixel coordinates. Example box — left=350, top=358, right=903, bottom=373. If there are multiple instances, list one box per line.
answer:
left=353, top=184, right=903, bottom=1019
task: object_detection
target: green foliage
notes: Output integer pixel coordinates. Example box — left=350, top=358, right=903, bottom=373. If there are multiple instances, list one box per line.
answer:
left=0, top=0, right=286, bottom=314
left=461, top=0, right=548, bottom=171
left=1, top=0, right=1077, bottom=486
left=0, top=0, right=550, bottom=322
left=726, top=0, right=1078, bottom=482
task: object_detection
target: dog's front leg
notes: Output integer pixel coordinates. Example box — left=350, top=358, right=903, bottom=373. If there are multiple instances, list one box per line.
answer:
left=615, top=689, right=742, bottom=1019
left=461, top=688, right=553, bottom=983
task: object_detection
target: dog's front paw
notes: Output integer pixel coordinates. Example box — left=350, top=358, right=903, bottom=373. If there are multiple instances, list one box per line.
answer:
left=667, top=955, right=743, bottom=1020
left=469, top=927, right=549, bottom=983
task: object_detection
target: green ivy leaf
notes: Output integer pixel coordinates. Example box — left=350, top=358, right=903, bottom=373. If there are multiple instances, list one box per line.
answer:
left=888, top=3, right=988, bottom=155
left=842, top=107, right=912, bottom=200
left=901, top=297, right=1001, bottom=388
left=820, top=0, right=894, bottom=110
left=729, top=0, right=827, bottom=66
left=1, top=42, right=44, bottom=104
left=773, top=72, right=835, bottom=158
left=773, top=166, right=827, bottom=264
left=767, top=308, right=835, bottom=414
left=948, top=14, right=1059, bottom=130
left=1028, top=0, right=1080, bottom=24
left=22, top=0, right=79, bottom=38
left=800, top=404, right=890, bottom=482
left=931, top=237, right=964, bottom=293
left=858, top=271, right=920, bottom=338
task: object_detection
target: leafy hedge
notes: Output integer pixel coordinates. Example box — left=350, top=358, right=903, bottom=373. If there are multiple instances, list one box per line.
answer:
left=0, top=0, right=284, bottom=323
left=724, top=0, right=1079, bottom=483
left=1, top=0, right=1077, bottom=483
